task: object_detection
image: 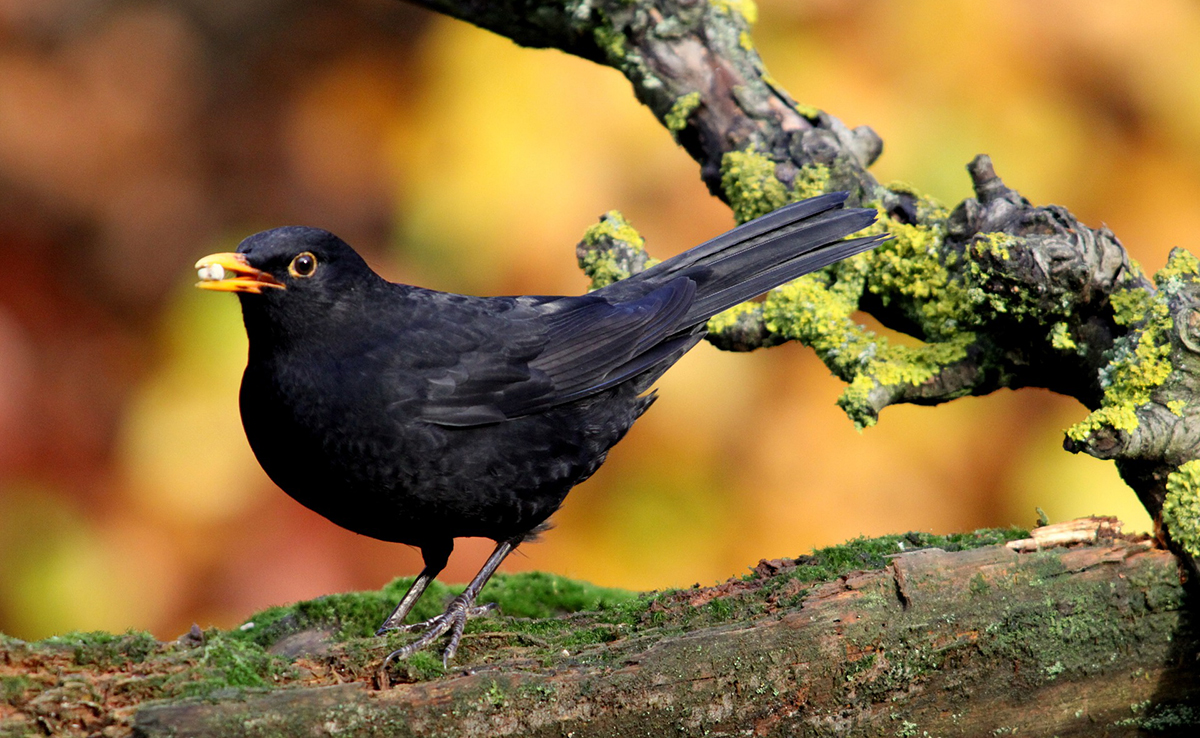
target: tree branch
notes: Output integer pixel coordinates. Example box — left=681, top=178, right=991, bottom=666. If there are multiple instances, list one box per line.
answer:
left=417, top=0, right=1200, bottom=575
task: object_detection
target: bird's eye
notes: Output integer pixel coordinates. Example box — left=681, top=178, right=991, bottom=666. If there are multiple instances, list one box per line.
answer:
left=289, top=252, right=317, bottom=278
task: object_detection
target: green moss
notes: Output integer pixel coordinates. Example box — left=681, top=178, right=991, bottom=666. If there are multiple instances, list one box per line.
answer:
left=401, top=650, right=445, bottom=681
left=1162, top=461, right=1200, bottom=559
left=233, top=571, right=636, bottom=658
left=477, top=571, right=637, bottom=618
left=184, top=632, right=290, bottom=696
left=774, top=527, right=1029, bottom=588
left=665, top=91, right=701, bottom=133
left=233, top=583, right=410, bottom=646
left=41, top=629, right=157, bottom=667
left=1, top=675, right=31, bottom=704
left=720, top=147, right=789, bottom=224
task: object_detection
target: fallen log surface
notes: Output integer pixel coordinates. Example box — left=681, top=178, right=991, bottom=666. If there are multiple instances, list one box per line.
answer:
left=133, top=522, right=1196, bottom=737
left=3, top=522, right=1195, bottom=737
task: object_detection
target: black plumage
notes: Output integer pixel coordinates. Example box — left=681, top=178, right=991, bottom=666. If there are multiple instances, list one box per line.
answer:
left=194, top=192, right=883, bottom=664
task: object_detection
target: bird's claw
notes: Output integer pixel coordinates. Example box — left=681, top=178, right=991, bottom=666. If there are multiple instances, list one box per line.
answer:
left=396, top=602, right=496, bottom=632
left=381, top=598, right=497, bottom=668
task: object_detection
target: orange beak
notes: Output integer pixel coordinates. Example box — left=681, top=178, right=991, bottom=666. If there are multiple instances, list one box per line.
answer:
left=194, top=253, right=285, bottom=294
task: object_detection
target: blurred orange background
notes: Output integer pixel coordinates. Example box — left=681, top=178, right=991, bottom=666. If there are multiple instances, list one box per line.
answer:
left=1, top=0, right=1195, bottom=641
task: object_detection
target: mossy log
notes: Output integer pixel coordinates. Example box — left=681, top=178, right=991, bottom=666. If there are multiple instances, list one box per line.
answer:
left=5, top=524, right=1189, bottom=738
left=131, top=529, right=1197, bottom=737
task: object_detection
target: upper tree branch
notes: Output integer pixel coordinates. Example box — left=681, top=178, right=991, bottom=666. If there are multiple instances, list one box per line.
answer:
left=405, top=0, right=1200, bottom=573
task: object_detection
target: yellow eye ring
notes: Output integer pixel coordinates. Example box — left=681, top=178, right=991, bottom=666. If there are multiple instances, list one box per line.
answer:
left=289, top=252, right=317, bottom=278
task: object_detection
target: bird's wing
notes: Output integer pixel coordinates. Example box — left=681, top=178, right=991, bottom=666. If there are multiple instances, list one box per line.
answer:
left=415, top=278, right=697, bottom=427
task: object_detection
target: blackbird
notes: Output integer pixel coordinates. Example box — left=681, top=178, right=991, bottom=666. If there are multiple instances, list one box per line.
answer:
left=194, top=192, right=882, bottom=665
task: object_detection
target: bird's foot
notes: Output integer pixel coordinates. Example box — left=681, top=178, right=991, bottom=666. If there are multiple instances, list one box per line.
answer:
left=380, top=595, right=497, bottom=668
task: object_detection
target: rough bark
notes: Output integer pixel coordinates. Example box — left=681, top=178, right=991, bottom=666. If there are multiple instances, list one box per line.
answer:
left=123, top=527, right=1195, bottom=737
left=5, top=523, right=1195, bottom=737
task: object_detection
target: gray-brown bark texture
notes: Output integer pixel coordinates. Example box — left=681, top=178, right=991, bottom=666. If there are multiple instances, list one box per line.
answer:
left=405, top=0, right=1200, bottom=577
left=3, top=524, right=1196, bottom=736
left=124, top=528, right=1195, bottom=737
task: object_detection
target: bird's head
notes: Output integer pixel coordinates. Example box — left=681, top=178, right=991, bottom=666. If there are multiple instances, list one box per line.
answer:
left=195, top=226, right=375, bottom=296
left=195, top=226, right=384, bottom=339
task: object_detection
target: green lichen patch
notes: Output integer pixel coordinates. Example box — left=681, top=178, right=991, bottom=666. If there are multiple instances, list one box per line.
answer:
left=792, top=101, right=822, bottom=120
left=719, top=150, right=836, bottom=224
left=860, top=211, right=973, bottom=340
left=578, top=210, right=656, bottom=290
left=710, top=0, right=759, bottom=24
left=1064, top=248, right=1200, bottom=445
left=970, top=552, right=1184, bottom=688
left=1115, top=702, right=1200, bottom=732
left=1162, top=460, right=1200, bottom=559
left=1155, top=247, right=1200, bottom=285
left=582, top=210, right=645, bottom=252
left=720, top=147, right=790, bottom=224
left=1066, top=280, right=1174, bottom=443
left=705, top=300, right=760, bottom=335
left=592, top=23, right=627, bottom=63
left=665, top=91, right=701, bottom=133
left=762, top=258, right=974, bottom=429
left=790, top=163, right=831, bottom=201
left=1049, top=322, right=1078, bottom=352
left=1110, top=285, right=1156, bottom=327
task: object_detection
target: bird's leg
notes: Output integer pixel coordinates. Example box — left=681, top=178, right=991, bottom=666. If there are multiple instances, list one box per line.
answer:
left=383, top=538, right=517, bottom=667
left=376, top=566, right=441, bottom=635
left=376, top=541, right=452, bottom=634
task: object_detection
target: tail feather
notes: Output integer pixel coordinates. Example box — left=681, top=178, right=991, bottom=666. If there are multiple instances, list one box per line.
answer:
left=677, top=218, right=880, bottom=325
left=599, top=192, right=881, bottom=327
left=630, top=192, right=854, bottom=284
